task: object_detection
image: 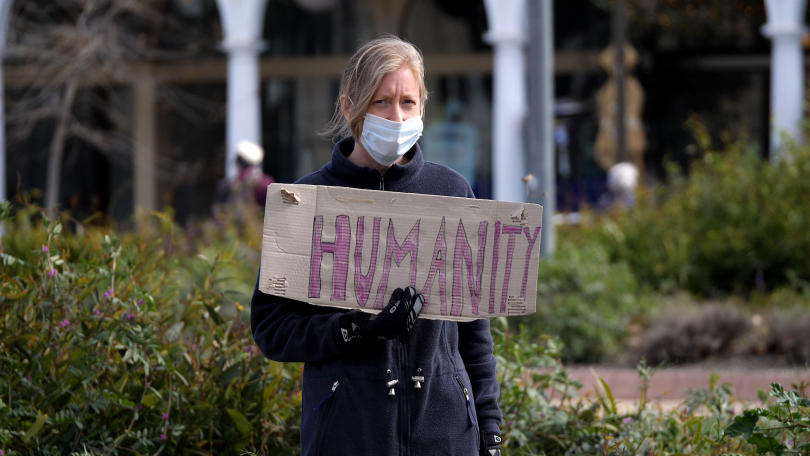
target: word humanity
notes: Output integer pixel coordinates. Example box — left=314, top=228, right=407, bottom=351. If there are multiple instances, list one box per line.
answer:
left=308, top=215, right=541, bottom=317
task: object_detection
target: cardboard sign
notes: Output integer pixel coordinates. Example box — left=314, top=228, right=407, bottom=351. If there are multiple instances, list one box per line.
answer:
left=259, top=183, right=543, bottom=322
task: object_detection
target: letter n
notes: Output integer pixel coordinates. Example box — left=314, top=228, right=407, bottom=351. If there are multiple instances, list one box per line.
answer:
left=452, top=221, right=488, bottom=316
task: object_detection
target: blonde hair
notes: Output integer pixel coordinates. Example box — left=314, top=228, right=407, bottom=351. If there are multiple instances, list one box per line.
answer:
left=322, top=35, right=428, bottom=142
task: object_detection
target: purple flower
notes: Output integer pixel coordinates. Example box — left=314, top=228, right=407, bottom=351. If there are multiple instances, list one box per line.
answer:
left=127, top=313, right=134, bottom=321
left=47, top=269, right=58, bottom=277
left=60, top=319, right=70, bottom=328
left=104, top=288, right=114, bottom=298
left=163, top=413, right=169, bottom=420
left=160, top=433, right=167, bottom=441
left=623, top=417, right=632, bottom=425
left=138, top=298, right=144, bottom=304
left=137, top=404, right=143, bottom=411
left=42, top=245, right=49, bottom=253
left=94, top=309, right=100, bottom=315
left=1, top=449, right=5, bottom=455
left=50, top=343, right=56, bottom=349
left=25, top=376, right=31, bottom=381
left=191, top=344, right=197, bottom=350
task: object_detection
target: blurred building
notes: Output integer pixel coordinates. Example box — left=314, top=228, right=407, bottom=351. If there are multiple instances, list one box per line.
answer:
left=1, top=0, right=806, bottom=222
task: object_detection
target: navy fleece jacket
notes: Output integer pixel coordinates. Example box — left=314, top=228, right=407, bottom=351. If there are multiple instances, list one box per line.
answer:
left=251, top=137, right=502, bottom=456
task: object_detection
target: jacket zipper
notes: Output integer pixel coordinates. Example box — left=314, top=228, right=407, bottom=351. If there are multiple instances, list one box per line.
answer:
left=399, top=337, right=408, bottom=456
left=455, top=375, right=478, bottom=427
left=313, top=380, right=340, bottom=456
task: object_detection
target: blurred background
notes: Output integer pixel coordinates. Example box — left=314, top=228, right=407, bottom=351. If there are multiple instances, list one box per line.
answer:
left=2, top=0, right=798, bottom=223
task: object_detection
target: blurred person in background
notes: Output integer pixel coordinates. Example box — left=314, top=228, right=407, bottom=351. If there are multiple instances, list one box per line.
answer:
left=215, top=140, right=275, bottom=208
left=598, top=161, right=639, bottom=210
left=250, top=36, right=503, bottom=456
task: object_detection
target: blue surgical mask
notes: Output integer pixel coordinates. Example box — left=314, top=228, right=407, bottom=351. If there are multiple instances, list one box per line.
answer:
left=359, top=113, right=424, bottom=167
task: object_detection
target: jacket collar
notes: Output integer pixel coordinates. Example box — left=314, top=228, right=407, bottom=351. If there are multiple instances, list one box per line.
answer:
left=322, top=137, right=425, bottom=190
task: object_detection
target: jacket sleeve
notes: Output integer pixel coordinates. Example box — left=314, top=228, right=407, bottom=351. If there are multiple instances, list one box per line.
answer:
left=458, top=318, right=502, bottom=435
left=250, top=272, right=356, bottom=363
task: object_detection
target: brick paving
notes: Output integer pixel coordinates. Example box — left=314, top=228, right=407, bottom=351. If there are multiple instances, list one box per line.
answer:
left=567, top=367, right=810, bottom=402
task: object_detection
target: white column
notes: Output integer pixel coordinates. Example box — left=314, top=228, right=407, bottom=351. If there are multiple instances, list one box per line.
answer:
left=0, top=0, right=15, bottom=203
left=223, top=42, right=264, bottom=180
left=215, top=0, right=268, bottom=180
left=483, top=0, right=527, bottom=203
left=762, top=0, right=807, bottom=162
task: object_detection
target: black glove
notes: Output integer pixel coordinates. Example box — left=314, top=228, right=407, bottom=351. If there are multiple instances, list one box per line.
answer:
left=338, top=287, right=423, bottom=343
left=480, top=432, right=502, bottom=456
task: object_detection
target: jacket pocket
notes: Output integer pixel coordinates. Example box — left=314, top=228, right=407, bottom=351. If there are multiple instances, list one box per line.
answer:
left=313, top=380, right=340, bottom=456
left=455, top=374, right=480, bottom=452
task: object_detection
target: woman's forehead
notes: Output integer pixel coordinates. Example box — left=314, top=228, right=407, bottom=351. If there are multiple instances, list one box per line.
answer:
left=373, top=66, right=420, bottom=95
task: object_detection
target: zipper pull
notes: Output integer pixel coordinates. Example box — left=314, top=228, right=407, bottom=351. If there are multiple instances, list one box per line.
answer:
left=411, top=368, right=424, bottom=389
left=456, top=375, right=478, bottom=427
left=313, top=380, right=340, bottom=411
left=455, top=375, right=469, bottom=400
left=386, top=369, right=398, bottom=397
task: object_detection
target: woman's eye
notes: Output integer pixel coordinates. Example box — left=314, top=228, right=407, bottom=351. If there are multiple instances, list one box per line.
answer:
left=374, top=100, right=386, bottom=105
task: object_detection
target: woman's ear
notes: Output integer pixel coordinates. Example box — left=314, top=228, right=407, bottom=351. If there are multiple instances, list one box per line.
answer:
left=340, top=95, right=352, bottom=123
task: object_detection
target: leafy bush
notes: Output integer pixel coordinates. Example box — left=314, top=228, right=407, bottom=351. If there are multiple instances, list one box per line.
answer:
left=0, top=202, right=301, bottom=455
left=584, top=131, right=810, bottom=296
left=515, top=239, right=655, bottom=364
left=725, top=383, right=810, bottom=455
left=4, top=200, right=809, bottom=456
left=493, top=319, right=756, bottom=455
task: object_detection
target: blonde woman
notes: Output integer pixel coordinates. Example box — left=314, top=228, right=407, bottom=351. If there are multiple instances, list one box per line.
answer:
left=251, top=36, right=502, bottom=456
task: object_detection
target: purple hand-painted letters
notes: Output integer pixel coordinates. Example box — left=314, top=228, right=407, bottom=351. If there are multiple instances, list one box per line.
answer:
left=307, top=215, right=540, bottom=316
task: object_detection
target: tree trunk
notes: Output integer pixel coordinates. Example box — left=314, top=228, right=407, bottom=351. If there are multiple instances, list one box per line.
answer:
left=45, top=77, right=79, bottom=214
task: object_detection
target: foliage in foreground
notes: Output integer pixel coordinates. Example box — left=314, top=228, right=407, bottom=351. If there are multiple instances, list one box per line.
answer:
left=0, top=203, right=300, bottom=455
left=497, top=319, right=810, bottom=456
left=2, top=202, right=809, bottom=455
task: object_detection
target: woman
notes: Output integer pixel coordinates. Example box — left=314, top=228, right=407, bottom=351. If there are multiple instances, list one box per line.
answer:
left=251, top=36, right=503, bottom=456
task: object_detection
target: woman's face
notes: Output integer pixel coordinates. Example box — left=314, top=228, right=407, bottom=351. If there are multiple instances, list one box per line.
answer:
left=365, top=66, right=421, bottom=122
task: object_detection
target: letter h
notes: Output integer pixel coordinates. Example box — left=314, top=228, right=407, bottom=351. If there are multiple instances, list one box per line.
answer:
left=309, top=215, right=351, bottom=301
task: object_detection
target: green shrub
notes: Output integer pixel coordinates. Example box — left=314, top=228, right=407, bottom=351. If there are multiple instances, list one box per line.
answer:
left=516, top=239, right=655, bottom=364
left=0, top=202, right=301, bottom=455
left=3, top=200, right=806, bottom=456
left=493, top=319, right=754, bottom=455
left=583, top=130, right=810, bottom=296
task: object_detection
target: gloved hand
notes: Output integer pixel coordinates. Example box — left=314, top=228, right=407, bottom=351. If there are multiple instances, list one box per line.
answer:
left=479, top=432, right=502, bottom=456
left=338, top=287, right=423, bottom=344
